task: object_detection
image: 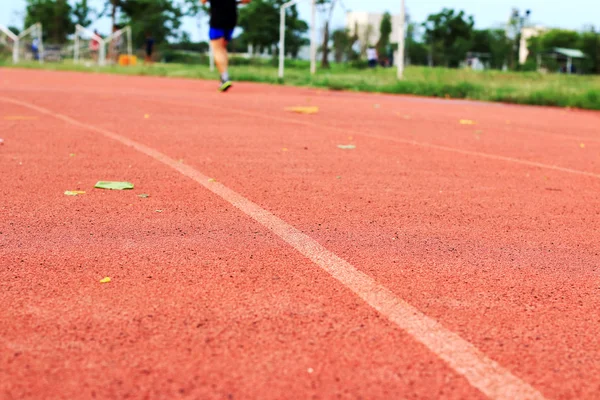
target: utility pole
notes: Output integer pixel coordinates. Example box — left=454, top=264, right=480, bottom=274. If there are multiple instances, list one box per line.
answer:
left=310, top=0, right=317, bottom=74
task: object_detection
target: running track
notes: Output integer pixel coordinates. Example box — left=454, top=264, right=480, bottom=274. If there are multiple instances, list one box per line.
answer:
left=1, top=69, right=599, bottom=399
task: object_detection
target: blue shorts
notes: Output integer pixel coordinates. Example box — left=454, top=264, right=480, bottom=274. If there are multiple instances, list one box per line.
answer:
left=209, top=28, right=234, bottom=42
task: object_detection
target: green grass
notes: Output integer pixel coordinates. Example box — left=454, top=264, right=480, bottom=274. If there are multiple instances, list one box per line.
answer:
left=2, top=57, right=600, bottom=110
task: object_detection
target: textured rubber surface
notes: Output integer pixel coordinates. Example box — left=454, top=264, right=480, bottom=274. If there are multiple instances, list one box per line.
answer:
left=1, top=69, right=599, bottom=399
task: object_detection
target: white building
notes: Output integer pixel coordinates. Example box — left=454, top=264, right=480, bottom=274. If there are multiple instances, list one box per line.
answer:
left=346, top=12, right=403, bottom=50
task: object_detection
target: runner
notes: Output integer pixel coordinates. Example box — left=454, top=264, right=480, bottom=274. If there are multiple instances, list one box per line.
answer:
left=201, top=0, right=251, bottom=92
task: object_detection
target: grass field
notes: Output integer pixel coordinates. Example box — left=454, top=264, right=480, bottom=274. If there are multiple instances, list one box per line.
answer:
left=3, top=57, right=600, bottom=110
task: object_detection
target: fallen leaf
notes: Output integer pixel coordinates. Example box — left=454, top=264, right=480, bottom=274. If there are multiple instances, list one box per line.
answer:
left=144, top=114, right=150, bottom=119
left=94, top=181, right=134, bottom=190
left=64, top=190, right=86, bottom=196
left=282, top=147, right=289, bottom=152
left=580, top=143, right=585, bottom=148
left=208, top=178, right=216, bottom=182
left=100, top=277, right=111, bottom=283
left=155, top=209, right=163, bottom=213
left=138, top=194, right=150, bottom=198
left=307, top=368, right=314, bottom=374
left=284, top=106, right=319, bottom=114
left=336, top=176, right=341, bottom=179
left=459, top=119, right=476, bottom=125
left=337, top=144, right=356, bottom=150
left=69, top=153, right=76, bottom=157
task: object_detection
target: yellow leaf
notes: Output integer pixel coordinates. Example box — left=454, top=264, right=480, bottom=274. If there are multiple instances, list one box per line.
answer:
left=580, top=143, right=585, bottom=148
left=284, top=106, right=319, bottom=114
left=64, top=190, right=86, bottom=196
left=100, top=277, right=111, bottom=283
left=460, top=119, right=476, bottom=125
left=208, top=178, right=216, bottom=182
left=282, top=148, right=289, bottom=151
left=144, top=114, right=150, bottom=119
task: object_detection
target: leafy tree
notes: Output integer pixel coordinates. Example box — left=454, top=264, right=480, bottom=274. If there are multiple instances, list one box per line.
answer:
left=73, top=0, right=94, bottom=27
left=423, top=8, right=474, bottom=67
left=470, top=29, right=511, bottom=69
left=331, top=28, right=352, bottom=63
left=405, top=22, right=428, bottom=65
left=25, top=0, right=74, bottom=44
left=238, top=0, right=279, bottom=54
left=238, top=0, right=308, bottom=57
left=580, top=28, right=600, bottom=73
left=284, top=3, right=308, bottom=58
left=316, top=0, right=337, bottom=68
left=377, top=12, right=392, bottom=57
left=122, top=0, right=183, bottom=45
left=528, top=28, right=600, bottom=74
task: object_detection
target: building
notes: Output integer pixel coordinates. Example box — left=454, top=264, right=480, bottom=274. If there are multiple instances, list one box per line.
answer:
left=346, top=12, right=403, bottom=50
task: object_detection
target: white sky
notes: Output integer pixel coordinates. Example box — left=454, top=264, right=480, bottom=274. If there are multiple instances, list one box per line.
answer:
left=1, top=0, right=598, bottom=42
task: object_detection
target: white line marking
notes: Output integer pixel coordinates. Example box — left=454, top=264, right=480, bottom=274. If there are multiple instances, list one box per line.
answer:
left=0, top=96, right=546, bottom=400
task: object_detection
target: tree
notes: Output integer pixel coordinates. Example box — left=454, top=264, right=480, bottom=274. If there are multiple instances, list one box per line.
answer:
left=238, top=0, right=279, bottom=54
left=25, top=0, right=74, bottom=44
left=331, top=28, right=353, bottom=63
left=238, top=0, right=308, bottom=57
left=73, top=0, right=94, bottom=27
left=284, top=3, right=309, bottom=58
left=471, top=29, right=511, bottom=70
left=423, top=8, right=474, bottom=67
left=106, top=0, right=184, bottom=47
left=317, top=0, right=337, bottom=68
left=406, top=22, right=428, bottom=66
left=580, top=28, right=600, bottom=74
left=377, top=12, right=392, bottom=58
left=527, top=28, right=599, bottom=74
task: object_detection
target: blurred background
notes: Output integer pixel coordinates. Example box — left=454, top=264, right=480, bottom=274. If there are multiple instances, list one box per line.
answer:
left=1, top=0, right=599, bottom=109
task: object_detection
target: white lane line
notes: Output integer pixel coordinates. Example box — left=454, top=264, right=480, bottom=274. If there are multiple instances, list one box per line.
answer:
left=0, top=96, right=546, bottom=400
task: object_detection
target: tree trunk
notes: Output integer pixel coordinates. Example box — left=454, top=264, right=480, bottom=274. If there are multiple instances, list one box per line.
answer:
left=111, top=0, right=117, bottom=30
left=321, top=21, right=330, bottom=68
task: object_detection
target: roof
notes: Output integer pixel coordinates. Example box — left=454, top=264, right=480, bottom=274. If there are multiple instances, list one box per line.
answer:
left=551, top=47, right=586, bottom=58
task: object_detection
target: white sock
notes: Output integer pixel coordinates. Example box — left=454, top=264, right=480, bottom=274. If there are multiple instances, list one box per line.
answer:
left=221, top=72, right=229, bottom=82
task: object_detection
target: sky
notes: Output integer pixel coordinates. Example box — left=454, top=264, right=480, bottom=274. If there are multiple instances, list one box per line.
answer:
left=1, top=0, right=598, bottom=42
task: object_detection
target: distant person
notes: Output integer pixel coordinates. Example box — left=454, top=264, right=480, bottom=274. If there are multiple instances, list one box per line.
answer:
left=367, top=46, right=377, bottom=68
left=145, top=33, right=155, bottom=64
left=110, top=25, right=123, bottom=64
left=31, top=38, right=39, bottom=60
left=89, top=30, right=100, bottom=63
left=200, top=0, right=252, bottom=92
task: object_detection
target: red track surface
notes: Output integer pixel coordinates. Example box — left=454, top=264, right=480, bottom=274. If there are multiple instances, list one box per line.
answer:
left=1, top=69, right=599, bottom=399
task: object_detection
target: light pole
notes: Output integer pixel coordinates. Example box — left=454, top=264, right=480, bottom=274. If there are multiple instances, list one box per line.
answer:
left=310, top=0, right=317, bottom=74
left=397, top=0, right=405, bottom=79
left=513, top=9, right=531, bottom=67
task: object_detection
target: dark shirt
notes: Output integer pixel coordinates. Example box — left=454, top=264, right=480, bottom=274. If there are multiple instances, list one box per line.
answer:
left=209, top=0, right=238, bottom=29
left=146, top=37, right=154, bottom=52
